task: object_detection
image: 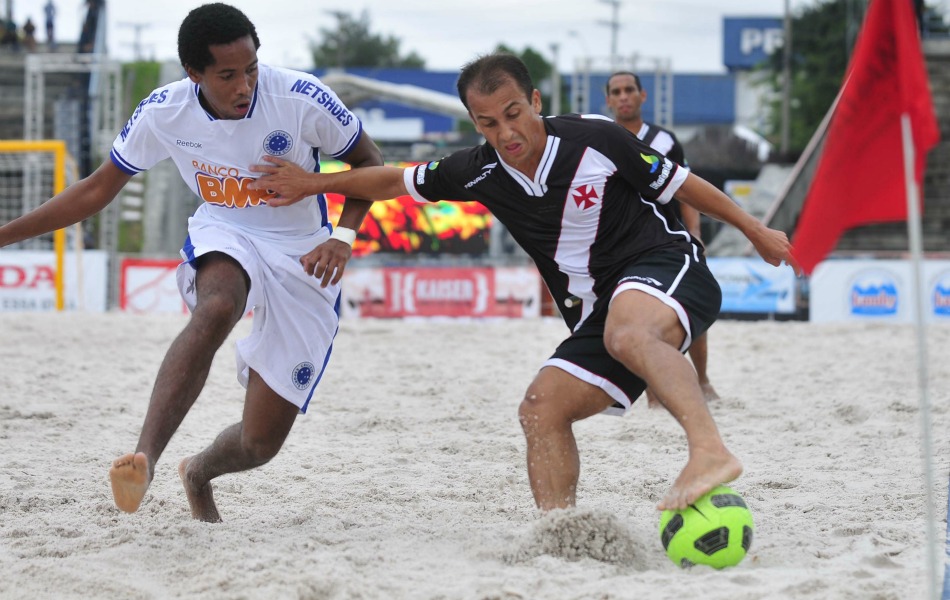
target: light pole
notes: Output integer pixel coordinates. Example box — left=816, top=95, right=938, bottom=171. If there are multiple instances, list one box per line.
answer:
left=567, top=30, right=590, bottom=61
left=780, top=0, right=792, bottom=158
left=567, top=30, right=591, bottom=114
left=118, top=22, right=151, bottom=62
left=549, top=42, right=561, bottom=115
left=598, top=0, right=621, bottom=70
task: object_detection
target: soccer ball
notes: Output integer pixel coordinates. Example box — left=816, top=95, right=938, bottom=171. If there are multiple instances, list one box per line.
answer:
left=658, top=485, right=754, bottom=569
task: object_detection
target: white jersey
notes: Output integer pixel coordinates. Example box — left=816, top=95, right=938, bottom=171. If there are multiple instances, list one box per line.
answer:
left=110, top=64, right=363, bottom=248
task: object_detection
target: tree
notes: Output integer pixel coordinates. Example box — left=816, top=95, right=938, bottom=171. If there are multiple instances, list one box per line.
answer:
left=310, top=10, right=425, bottom=69
left=762, top=0, right=864, bottom=160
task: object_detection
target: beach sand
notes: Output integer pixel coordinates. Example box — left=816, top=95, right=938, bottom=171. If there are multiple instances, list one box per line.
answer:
left=1, top=313, right=947, bottom=599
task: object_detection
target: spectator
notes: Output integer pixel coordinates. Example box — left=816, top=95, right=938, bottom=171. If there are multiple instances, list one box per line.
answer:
left=1, top=19, right=19, bottom=52
left=45, top=0, right=56, bottom=48
left=23, top=18, right=37, bottom=52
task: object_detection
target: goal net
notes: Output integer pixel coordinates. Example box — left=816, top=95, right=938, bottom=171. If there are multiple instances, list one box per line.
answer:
left=0, top=139, right=77, bottom=310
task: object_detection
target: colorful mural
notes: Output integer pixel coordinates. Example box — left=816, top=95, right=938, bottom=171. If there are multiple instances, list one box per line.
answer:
left=322, top=162, right=493, bottom=256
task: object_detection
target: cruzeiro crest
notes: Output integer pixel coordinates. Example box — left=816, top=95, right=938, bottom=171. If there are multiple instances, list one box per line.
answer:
left=264, top=130, right=293, bottom=156
left=292, top=361, right=315, bottom=390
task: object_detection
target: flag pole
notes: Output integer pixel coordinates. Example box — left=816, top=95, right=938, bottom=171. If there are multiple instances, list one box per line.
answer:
left=900, top=112, right=939, bottom=600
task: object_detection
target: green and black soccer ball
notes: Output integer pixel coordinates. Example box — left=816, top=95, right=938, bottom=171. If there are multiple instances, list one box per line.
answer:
left=659, top=485, right=754, bottom=569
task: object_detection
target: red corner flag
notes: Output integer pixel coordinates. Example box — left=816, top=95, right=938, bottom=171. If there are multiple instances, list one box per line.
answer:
left=792, top=0, right=940, bottom=275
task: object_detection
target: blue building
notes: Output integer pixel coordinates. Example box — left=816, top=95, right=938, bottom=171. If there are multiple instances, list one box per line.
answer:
left=311, top=16, right=781, bottom=142
left=312, top=67, right=739, bottom=135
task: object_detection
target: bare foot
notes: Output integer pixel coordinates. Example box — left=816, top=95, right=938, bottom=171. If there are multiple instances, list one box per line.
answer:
left=178, top=457, right=222, bottom=523
left=657, top=449, right=743, bottom=511
left=109, top=452, right=151, bottom=513
left=700, top=381, right=721, bottom=402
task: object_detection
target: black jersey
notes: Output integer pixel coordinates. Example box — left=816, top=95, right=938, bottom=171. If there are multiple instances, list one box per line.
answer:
left=636, top=122, right=689, bottom=223
left=405, top=114, right=699, bottom=331
left=635, top=121, right=687, bottom=168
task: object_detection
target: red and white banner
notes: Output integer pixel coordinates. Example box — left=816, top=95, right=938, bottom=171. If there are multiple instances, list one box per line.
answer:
left=0, top=250, right=108, bottom=312
left=119, top=259, right=543, bottom=319
left=341, top=266, right=541, bottom=318
left=120, top=258, right=187, bottom=314
left=386, top=267, right=493, bottom=317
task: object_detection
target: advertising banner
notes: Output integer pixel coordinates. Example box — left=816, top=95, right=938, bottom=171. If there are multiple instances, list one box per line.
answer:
left=322, top=162, right=493, bottom=256
left=383, top=267, right=495, bottom=317
left=809, top=259, right=950, bottom=322
left=706, top=257, right=797, bottom=314
left=120, top=258, right=187, bottom=314
left=722, top=17, right=784, bottom=71
left=120, top=260, right=543, bottom=319
left=0, top=250, right=108, bottom=312
left=341, top=266, right=541, bottom=319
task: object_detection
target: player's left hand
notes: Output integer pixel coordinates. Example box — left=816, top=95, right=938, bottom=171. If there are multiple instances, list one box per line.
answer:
left=301, top=238, right=352, bottom=287
left=249, top=156, right=314, bottom=207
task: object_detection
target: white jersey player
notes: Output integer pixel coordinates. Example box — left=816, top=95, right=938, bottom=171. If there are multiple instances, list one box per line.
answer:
left=111, top=63, right=362, bottom=245
left=0, top=3, right=384, bottom=522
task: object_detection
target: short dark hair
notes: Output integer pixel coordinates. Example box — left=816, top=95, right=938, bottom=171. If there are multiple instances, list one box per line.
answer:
left=605, top=71, right=642, bottom=94
left=456, top=52, right=534, bottom=110
left=178, top=3, right=261, bottom=72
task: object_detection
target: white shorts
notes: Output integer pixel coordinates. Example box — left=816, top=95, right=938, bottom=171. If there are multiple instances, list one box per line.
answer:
left=175, top=216, right=339, bottom=413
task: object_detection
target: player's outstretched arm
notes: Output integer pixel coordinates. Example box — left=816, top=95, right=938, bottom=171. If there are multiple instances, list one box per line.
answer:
left=249, top=157, right=408, bottom=207
left=301, top=134, right=385, bottom=288
left=674, top=172, right=801, bottom=275
left=0, top=161, right=132, bottom=248
left=334, top=133, right=384, bottom=231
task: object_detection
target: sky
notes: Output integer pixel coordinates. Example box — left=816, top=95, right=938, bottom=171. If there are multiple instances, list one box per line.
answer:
left=9, top=0, right=945, bottom=74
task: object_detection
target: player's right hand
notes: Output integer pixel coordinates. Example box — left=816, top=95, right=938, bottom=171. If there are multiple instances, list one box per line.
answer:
left=300, top=238, right=352, bottom=287
left=249, top=156, right=316, bottom=207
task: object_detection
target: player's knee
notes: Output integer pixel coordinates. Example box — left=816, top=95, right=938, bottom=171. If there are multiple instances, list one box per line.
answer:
left=200, top=291, right=243, bottom=319
left=604, top=325, right=649, bottom=370
left=518, top=387, right=544, bottom=431
left=518, top=385, right=567, bottom=433
left=192, top=293, right=244, bottom=331
left=241, top=433, right=283, bottom=465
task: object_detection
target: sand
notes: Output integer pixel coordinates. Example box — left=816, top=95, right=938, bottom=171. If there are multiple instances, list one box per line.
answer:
left=1, top=313, right=947, bottom=599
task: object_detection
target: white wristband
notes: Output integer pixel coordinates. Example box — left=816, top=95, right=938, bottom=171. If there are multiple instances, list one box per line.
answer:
left=329, top=226, right=357, bottom=247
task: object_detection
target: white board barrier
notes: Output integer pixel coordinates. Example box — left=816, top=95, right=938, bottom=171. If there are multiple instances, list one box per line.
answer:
left=0, top=250, right=108, bottom=312
left=706, top=257, right=798, bottom=314
left=119, top=259, right=543, bottom=319
left=809, top=259, right=950, bottom=323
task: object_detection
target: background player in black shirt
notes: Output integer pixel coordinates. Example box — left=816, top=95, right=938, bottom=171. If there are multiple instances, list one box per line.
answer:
left=605, top=71, right=720, bottom=405
left=249, top=53, right=800, bottom=512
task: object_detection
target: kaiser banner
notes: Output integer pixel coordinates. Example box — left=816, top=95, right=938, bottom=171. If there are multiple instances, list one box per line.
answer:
left=342, top=266, right=541, bottom=318
left=119, top=260, right=543, bottom=319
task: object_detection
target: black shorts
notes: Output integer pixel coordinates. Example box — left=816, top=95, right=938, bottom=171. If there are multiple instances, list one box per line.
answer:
left=544, top=249, right=721, bottom=415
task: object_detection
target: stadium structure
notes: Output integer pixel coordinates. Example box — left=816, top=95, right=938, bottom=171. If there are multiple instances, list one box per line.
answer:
left=1, top=3, right=949, bottom=316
